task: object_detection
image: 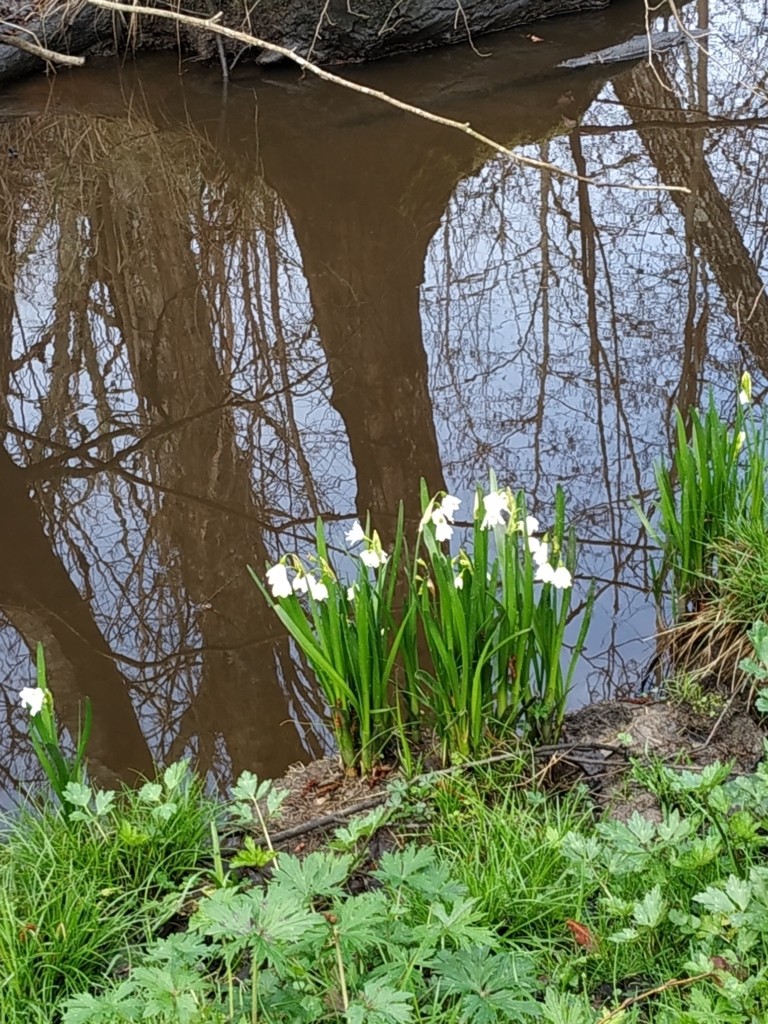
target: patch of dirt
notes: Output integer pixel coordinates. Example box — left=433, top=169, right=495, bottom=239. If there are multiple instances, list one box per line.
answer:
left=255, top=699, right=767, bottom=853
left=269, top=757, right=401, bottom=854
left=563, top=698, right=766, bottom=820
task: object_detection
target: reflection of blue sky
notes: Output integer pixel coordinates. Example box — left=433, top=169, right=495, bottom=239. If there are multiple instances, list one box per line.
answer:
left=2, top=0, right=768, bottom=785
left=420, top=1, right=768, bottom=697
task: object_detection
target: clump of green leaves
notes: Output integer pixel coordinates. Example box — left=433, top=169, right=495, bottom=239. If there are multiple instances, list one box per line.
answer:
left=257, top=477, right=593, bottom=773
left=636, top=376, right=766, bottom=614
left=664, top=671, right=725, bottom=718
left=57, top=750, right=768, bottom=1023
left=62, top=840, right=543, bottom=1024
left=17, top=644, right=91, bottom=814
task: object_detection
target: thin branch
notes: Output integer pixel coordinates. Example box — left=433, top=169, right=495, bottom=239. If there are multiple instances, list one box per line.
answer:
left=599, top=972, right=715, bottom=1022
left=85, top=0, right=690, bottom=194
left=0, top=30, right=85, bottom=66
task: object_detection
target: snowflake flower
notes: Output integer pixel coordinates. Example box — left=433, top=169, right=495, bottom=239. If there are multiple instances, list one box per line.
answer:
left=535, top=562, right=555, bottom=585
left=306, top=575, right=329, bottom=602
left=535, top=561, right=572, bottom=589
left=528, top=538, right=549, bottom=566
left=517, top=515, right=539, bottom=535
left=440, top=495, right=461, bottom=522
left=292, top=574, right=308, bottom=595
left=345, top=521, right=366, bottom=545
left=19, top=687, right=45, bottom=717
left=480, top=490, right=510, bottom=530
left=266, top=562, right=292, bottom=599
left=453, top=574, right=464, bottom=590
left=361, top=548, right=388, bottom=569
left=431, top=509, right=453, bottom=542
left=551, top=565, right=572, bottom=589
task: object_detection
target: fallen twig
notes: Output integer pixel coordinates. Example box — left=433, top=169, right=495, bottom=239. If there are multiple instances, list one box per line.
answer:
left=599, top=971, right=715, bottom=1022
left=269, top=794, right=388, bottom=846
left=261, top=742, right=628, bottom=847
left=84, top=0, right=690, bottom=194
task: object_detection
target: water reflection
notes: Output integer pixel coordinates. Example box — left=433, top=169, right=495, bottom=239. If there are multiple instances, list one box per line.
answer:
left=0, top=0, right=766, bottom=794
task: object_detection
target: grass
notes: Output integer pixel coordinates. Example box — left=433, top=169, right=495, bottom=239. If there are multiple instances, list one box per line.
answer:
left=637, top=387, right=764, bottom=614
left=0, top=764, right=216, bottom=1024
left=428, top=764, right=595, bottom=943
left=636, top=379, right=768, bottom=695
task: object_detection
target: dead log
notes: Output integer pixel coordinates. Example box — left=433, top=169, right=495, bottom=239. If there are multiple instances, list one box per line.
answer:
left=0, top=0, right=618, bottom=84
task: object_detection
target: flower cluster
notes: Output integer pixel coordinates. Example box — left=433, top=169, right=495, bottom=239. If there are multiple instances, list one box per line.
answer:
left=475, top=489, right=572, bottom=590
left=266, top=521, right=391, bottom=602
left=418, top=493, right=462, bottom=542
left=346, top=522, right=388, bottom=569
left=266, top=562, right=329, bottom=602
left=265, top=485, right=574, bottom=602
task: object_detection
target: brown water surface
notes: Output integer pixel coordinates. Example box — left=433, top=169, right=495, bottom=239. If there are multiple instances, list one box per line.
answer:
left=1, top=0, right=767, bottom=795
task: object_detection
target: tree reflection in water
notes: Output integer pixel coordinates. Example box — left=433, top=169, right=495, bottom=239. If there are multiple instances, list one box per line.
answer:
left=0, top=0, right=766, bottom=796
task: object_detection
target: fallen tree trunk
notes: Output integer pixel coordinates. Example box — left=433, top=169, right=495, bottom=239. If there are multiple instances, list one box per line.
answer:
left=0, top=0, right=617, bottom=84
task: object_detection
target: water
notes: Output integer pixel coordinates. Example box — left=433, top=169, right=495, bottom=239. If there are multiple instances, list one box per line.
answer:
left=0, top=0, right=766, bottom=795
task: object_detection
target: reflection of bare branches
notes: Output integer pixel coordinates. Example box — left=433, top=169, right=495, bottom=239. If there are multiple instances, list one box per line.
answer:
left=613, top=59, right=768, bottom=372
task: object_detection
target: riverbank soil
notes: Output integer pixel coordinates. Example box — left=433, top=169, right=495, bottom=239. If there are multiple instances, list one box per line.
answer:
left=266, top=698, right=768, bottom=855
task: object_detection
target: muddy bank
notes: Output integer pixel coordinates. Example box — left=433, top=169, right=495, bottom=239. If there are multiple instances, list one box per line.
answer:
left=265, top=697, right=768, bottom=854
left=0, top=0, right=621, bottom=83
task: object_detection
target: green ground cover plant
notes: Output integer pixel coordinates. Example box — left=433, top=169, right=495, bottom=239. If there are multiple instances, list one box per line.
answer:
left=46, top=747, right=768, bottom=1024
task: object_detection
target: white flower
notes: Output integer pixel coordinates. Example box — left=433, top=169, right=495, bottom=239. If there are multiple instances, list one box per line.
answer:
left=266, top=563, right=292, bottom=599
left=517, top=515, right=539, bottom=535
left=418, top=499, right=436, bottom=534
left=361, top=548, right=388, bottom=569
left=739, top=388, right=750, bottom=406
left=453, top=574, right=464, bottom=590
left=345, top=521, right=366, bottom=545
left=740, top=371, right=752, bottom=406
left=19, top=687, right=45, bottom=717
left=535, top=562, right=556, bottom=585
left=431, top=509, right=453, bottom=542
left=306, top=575, right=329, bottom=601
left=440, top=495, right=461, bottom=522
left=737, top=430, right=747, bottom=451
left=530, top=539, right=549, bottom=566
left=535, top=562, right=572, bottom=589
left=347, top=585, right=356, bottom=601
left=292, top=574, right=308, bottom=594
left=552, top=565, right=573, bottom=589
left=480, top=490, right=510, bottom=530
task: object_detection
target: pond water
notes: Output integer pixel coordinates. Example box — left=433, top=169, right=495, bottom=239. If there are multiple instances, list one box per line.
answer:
left=0, top=0, right=766, bottom=796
